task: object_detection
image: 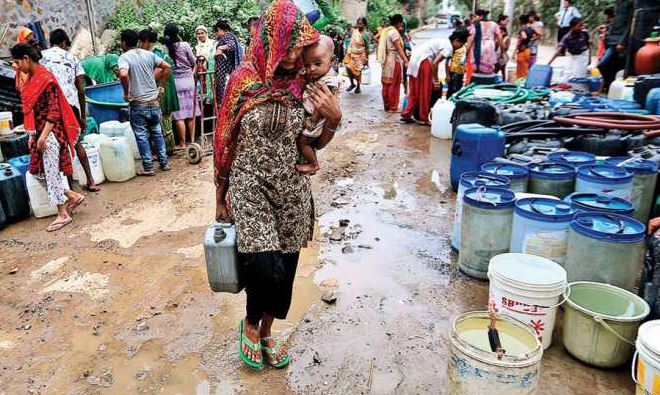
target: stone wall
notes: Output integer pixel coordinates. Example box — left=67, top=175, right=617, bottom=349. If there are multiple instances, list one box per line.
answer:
left=340, top=0, right=367, bottom=23
left=0, top=0, right=120, bottom=56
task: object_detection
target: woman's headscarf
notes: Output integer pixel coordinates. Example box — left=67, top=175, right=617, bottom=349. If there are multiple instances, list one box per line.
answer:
left=213, top=0, right=319, bottom=181
left=16, top=27, right=34, bottom=43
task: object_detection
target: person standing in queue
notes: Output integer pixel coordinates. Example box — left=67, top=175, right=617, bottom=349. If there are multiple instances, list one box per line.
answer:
left=343, top=17, right=370, bottom=94
left=41, top=29, right=100, bottom=192
left=118, top=29, right=171, bottom=176
left=378, top=14, right=408, bottom=113
left=214, top=0, right=341, bottom=369
left=213, top=19, right=243, bottom=110
left=597, top=0, right=633, bottom=94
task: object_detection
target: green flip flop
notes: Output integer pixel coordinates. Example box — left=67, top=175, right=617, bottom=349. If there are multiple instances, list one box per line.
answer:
left=261, top=337, right=290, bottom=368
left=238, top=320, right=263, bottom=369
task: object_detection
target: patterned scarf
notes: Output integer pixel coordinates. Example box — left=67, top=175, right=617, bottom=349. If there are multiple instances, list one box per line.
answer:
left=213, top=0, right=319, bottom=181
left=377, top=26, right=399, bottom=65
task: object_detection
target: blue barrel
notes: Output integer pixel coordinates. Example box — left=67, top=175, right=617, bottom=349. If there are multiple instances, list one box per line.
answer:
left=450, top=123, right=506, bottom=191
left=525, top=64, right=553, bottom=88
left=566, top=212, right=646, bottom=291
left=565, top=193, right=635, bottom=216
left=459, top=187, right=516, bottom=279
left=568, top=77, right=602, bottom=93
left=547, top=151, right=596, bottom=167
left=527, top=161, right=576, bottom=198
left=85, top=82, right=129, bottom=124
left=510, top=198, right=576, bottom=266
left=575, top=164, right=633, bottom=201
left=480, top=162, right=529, bottom=193
left=605, top=157, right=658, bottom=223
left=0, top=163, right=30, bottom=222
left=646, top=88, right=660, bottom=115
left=8, top=154, right=29, bottom=182
left=451, top=171, right=511, bottom=251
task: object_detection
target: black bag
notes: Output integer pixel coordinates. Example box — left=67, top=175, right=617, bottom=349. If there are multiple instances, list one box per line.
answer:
left=451, top=98, right=498, bottom=134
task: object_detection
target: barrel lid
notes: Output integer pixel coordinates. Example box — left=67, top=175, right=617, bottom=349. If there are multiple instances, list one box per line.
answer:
left=8, top=154, right=29, bottom=164
left=480, top=162, right=529, bottom=180
left=527, top=161, right=575, bottom=180
left=571, top=212, right=645, bottom=242
left=459, top=171, right=511, bottom=189
left=605, top=157, right=659, bottom=175
left=548, top=151, right=596, bottom=166
left=576, top=164, right=633, bottom=184
left=514, top=198, right=576, bottom=222
left=463, top=186, right=516, bottom=209
left=489, top=253, right=567, bottom=287
left=637, top=320, right=660, bottom=355
left=565, top=193, right=635, bottom=214
left=0, top=163, right=17, bottom=176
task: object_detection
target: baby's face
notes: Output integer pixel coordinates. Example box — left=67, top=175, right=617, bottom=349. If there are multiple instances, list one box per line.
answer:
left=303, top=45, right=333, bottom=80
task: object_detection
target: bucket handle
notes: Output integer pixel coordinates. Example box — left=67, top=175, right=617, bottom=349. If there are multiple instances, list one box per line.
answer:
left=593, top=315, right=635, bottom=346
left=603, top=214, right=626, bottom=234
left=630, top=351, right=653, bottom=395
left=525, top=283, right=571, bottom=310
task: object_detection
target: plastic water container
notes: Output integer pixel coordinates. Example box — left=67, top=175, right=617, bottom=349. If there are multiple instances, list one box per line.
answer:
left=646, top=87, right=660, bottom=115
left=361, top=66, right=372, bottom=85
left=430, top=98, right=454, bottom=139
left=547, top=151, right=596, bottom=167
left=8, top=155, right=29, bottom=181
left=480, top=162, right=529, bottom=193
left=451, top=171, right=511, bottom=251
left=527, top=161, right=576, bottom=198
left=564, top=282, right=649, bottom=368
left=450, top=124, right=506, bottom=191
left=565, top=193, right=635, bottom=216
left=99, top=137, right=136, bottom=182
left=525, top=64, right=553, bottom=88
left=84, top=133, right=110, bottom=150
left=510, top=198, right=576, bottom=266
left=634, top=320, right=660, bottom=395
left=101, top=121, right=139, bottom=159
left=565, top=212, right=646, bottom=291
left=0, top=112, right=13, bottom=136
left=204, top=222, right=243, bottom=293
left=608, top=79, right=627, bottom=100
left=488, top=253, right=567, bottom=349
left=551, top=65, right=566, bottom=84
left=85, top=82, right=129, bottom=124
left=605, top=157, right=658, bottom=224
left=575, top=164, right=634, bottom=201
left=459, top=187, right=516, bottom=279
left=0, top=163, right=30, bottom=222
left=568, top=77, right=602, bottom=93
left=73, top=142, right=105, bottom=186
left=26, top=171, right=70, bottom=218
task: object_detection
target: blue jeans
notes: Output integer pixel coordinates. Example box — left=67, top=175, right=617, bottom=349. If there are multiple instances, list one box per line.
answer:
left=129, top=103, right=168, bottom=171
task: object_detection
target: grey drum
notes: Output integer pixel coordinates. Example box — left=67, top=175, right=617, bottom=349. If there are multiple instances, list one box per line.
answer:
left=204, top=222, right=243, bottom=293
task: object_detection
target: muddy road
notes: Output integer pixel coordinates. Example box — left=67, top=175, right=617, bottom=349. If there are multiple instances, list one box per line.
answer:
left=1, top=34, right=632, bottom=395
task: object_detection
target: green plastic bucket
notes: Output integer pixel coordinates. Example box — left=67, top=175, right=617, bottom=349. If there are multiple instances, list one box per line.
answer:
left=563, top=282, right=650, bottom=368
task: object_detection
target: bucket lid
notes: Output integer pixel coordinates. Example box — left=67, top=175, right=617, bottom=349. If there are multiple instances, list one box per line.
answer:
left=480, top=162, right=529, bottom=180
left=605, top=157, right=659, bottom=175
left=565, top=193, right=635, bottom=214
left=637, top=320, right=660, bottom=356
left=548, top=151, right=596, bottom=166
left=571, top=212, right=645, bottom=243
left=565, top=282, right=650, bottom=322
left=527, top=161, right=575, bottom=180
left=459, top=171, right=511, bottom=189
left=8, top=154, right=29, bottom=165
left=576, top=164, right=633, bottom=184
left=514, top=198, right=576, bottom=222
left=489, top=253, right=566, bottom=288
left=463, top=186, right=516, bottom=209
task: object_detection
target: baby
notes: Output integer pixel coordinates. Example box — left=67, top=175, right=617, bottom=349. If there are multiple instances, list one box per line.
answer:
left=297, top=35, right=341, bottom=174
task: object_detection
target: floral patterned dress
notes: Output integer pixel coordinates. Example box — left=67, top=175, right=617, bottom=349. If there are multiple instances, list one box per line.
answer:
left=228, top=102, right=313, bottom=254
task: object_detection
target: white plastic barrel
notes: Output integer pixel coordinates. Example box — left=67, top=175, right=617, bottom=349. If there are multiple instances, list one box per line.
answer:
left=73, top=142, right=105, bottom=186
left=100, top=137, right=136, bottom=182
left=510, top=198, right=576, bottom=266
left=488, top=253, right=567, bottom=349
left=430, top=98, right=454, bottom=139
left=634, top=320, right=660, bottom=395
left=83, top=133, right=110, bottom=150
left=575, top=164, right=633, bottom=201
left=26, top=171, right=70, bottom=218
left=451, top=172, right=510, bottom=251
left=606, top=157, right=659, bottom=224
left=99, top=120, right=125, bottom=138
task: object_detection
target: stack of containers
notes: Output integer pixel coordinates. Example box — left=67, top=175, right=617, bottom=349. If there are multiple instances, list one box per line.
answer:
left=451, top=171, right=510, bottom=252
left=527, top=162, right=576, bottom=198
left=575, top=164, right=634, bottom=201
left=480, top=162, right=529, bottom=193
left=509, top=198, right=576, bottom=266
left=459, top=186, right=516, bottom=279
left=565, top=193, right=635, bottom=217
left=605, top=157, right=658, bottom=224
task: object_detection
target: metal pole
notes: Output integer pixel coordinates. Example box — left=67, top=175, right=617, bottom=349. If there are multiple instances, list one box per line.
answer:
left=504, top=0, right=515, bottom=35
left=85, top=0, right=98, bottom=55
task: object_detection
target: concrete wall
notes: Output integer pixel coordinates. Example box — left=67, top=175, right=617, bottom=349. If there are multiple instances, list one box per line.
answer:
left=0, top=0, right=120, bottom=56
left=341, top=0, right=368, bottom=23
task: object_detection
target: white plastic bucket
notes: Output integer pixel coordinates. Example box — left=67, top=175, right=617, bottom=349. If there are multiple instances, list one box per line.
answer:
left=488, top=253, right=567, bottom=349
left=633, top=320, right=660, bottom=395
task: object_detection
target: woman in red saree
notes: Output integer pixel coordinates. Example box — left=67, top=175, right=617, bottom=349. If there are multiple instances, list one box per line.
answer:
left=378, top=14, right=408, bottom=112
left=11, top=42, right=85, bottom=232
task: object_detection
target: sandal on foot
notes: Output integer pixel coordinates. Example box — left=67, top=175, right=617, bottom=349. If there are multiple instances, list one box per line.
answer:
left=83, top=184, right=100, bottom=192
left=137, top=170, right=156, bottom=177
left=238, top=320, right=263, bottom=369
left=261, top=337, right=290, bottom=368
left=67, top=195, right=85, bottom=212
left=47, top=217, right=73, bottom=232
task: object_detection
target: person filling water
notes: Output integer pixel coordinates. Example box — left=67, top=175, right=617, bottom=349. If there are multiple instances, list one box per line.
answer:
left=296, top=35, right=341, bottom=174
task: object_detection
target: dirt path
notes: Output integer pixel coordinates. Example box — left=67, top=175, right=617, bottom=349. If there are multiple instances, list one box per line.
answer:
left=0, top=34, right=632, bottom=395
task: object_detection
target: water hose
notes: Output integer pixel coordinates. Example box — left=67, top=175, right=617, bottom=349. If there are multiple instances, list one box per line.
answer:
left=450, top=83, right=551, bottom=104
left=554, top=112, right=660, bottom=130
